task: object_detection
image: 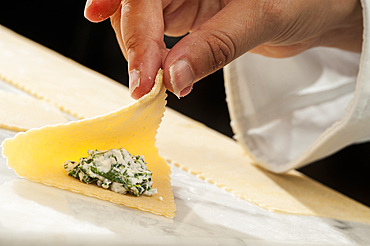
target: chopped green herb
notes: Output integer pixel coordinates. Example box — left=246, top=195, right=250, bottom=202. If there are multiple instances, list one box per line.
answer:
left=63, top=148, right=157, bottom=196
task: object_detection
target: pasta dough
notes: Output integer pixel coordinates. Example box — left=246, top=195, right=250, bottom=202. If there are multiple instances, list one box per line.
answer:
left=0, top=25, right=133, bottom=119
left=1, top=25, right=370, bottom=223
left=157, top=110, right=370, bottom=223
left=0, top=90, right=68, bottom=131
left=2, top=70, right=176, bottom=218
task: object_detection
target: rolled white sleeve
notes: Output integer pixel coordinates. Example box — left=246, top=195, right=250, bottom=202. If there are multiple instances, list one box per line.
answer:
left=224, top=0, right=370, bottom=172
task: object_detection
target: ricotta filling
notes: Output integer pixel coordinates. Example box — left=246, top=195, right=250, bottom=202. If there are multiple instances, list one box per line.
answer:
left=63, top=148, right=157, bottom=196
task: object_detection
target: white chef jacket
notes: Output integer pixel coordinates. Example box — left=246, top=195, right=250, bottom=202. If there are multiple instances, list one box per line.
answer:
left=223, top=0, right=370, bottom=173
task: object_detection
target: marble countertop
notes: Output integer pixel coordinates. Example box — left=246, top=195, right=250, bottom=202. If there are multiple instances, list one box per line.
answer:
left=0, top=77, right=370, bottom=245
left=1, top=129, right=370, bottom=246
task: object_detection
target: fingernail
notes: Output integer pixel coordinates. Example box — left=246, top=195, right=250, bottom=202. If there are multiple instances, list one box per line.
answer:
left=180, top=85, right=193, bottom=97
left=169, top=60, right=194, bottom=98
left=129, top=69, right=141, bottom=95
left=84, top=0, right=92, bottom=15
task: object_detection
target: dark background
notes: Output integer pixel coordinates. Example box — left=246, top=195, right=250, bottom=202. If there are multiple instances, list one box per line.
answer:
left=1, top=1, right=369, bottom=206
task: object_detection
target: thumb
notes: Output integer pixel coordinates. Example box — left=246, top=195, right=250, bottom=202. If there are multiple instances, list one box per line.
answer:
left=163, top=0, right=274, bottom=97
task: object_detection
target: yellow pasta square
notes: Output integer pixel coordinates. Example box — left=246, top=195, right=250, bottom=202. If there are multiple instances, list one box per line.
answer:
left=2, top=70, right=176, bottom=218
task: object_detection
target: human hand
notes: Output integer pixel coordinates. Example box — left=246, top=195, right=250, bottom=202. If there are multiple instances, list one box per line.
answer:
left=84, top=0, right=362, bottom=99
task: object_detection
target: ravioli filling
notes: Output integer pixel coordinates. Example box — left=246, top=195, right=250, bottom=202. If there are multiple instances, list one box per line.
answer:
left=63, top=148, right=157, bottom=196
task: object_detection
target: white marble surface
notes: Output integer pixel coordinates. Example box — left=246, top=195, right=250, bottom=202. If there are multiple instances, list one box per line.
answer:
left=1, top=129, right=370, bottom=246
left=1, top=79, right=370, bottom=245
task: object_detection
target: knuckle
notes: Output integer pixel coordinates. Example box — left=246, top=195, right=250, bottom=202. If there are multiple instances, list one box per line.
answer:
left=202, top=30, right=237, bottom=70
left=261, top=0, right=287, bottom=23
left=124, top=34, right=143, bottom=54
left=124, top=33, right=163, bottom=57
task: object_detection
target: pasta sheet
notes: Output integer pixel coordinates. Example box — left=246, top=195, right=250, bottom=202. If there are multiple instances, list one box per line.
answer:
left=2, top=70, right=176, bottom=218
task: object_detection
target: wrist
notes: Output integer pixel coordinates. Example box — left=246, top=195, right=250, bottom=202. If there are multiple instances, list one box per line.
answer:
left=319, top=0, right=363, bottom=52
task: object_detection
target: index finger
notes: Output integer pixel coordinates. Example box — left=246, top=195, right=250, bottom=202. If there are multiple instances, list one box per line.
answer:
left=114, top=0, right=167, bottom=99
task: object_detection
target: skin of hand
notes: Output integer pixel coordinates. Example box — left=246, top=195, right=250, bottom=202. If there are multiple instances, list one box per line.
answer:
left=84, top=0, right=363, bottom=99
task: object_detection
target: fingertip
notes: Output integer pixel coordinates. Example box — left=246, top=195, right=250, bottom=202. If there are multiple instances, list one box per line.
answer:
left=130, top=79, right=155, bottom=100
left=163, top=58, right=194, bottom=98
left=128, top=68, right=156, bottom=100
left=179, top=85, right=193, bottom=97
left=84, top=0, right=105, bottom=22
left=162, top=65, right=173, bottom=93
left=84, top=0, right=121, bottom=23
left=130, top=90, right=143, bottom=100
left=127, top=43, right=165, bottom=99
